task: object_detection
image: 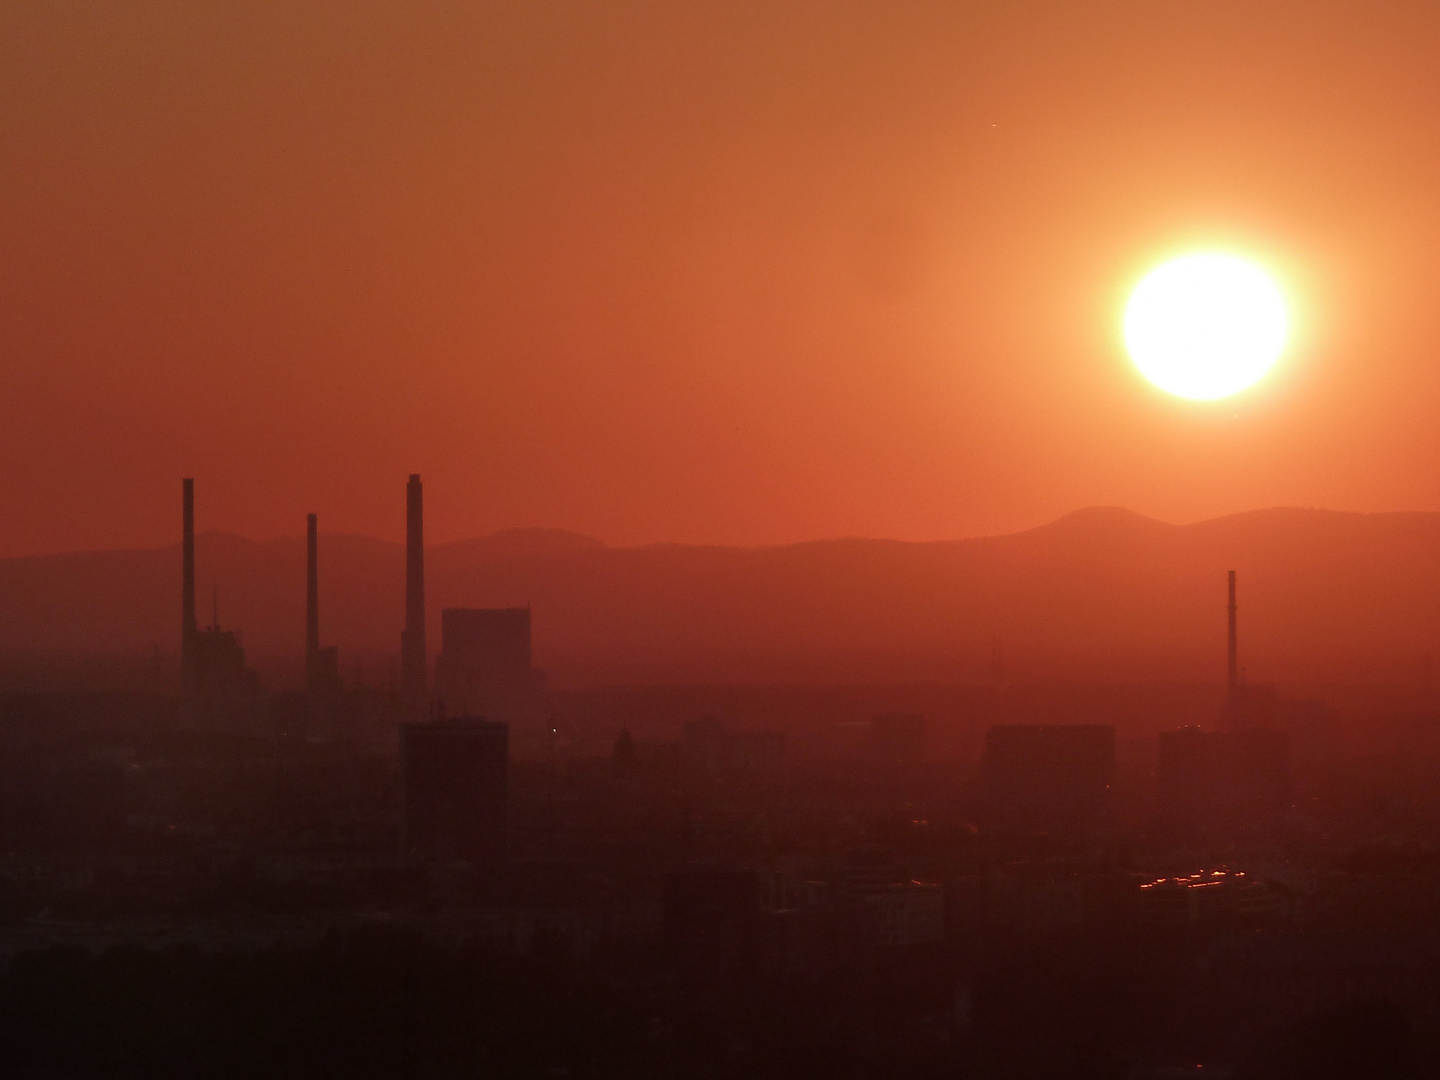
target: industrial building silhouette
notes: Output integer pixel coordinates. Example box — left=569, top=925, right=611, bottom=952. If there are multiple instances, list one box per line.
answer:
left=304, top=512, right=341, bottom=696
left=177, top=473, right=514, bottom=861
left=179, top=478, right=261, bottom=726
left=434, top=606, right=544, bottom=722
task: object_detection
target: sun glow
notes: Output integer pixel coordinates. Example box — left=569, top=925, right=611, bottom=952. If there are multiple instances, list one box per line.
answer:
left=1123, top=253, right=1288, bottom=400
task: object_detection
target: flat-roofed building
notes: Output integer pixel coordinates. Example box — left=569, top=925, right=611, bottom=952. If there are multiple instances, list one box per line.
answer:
left=982, top=724, right=1115, bottom=828
left=401, top=717, right=508, bottom=861
left=434, top=608, right=544, bottom=722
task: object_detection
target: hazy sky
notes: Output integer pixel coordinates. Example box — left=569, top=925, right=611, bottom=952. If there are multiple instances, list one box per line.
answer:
left=5, top=0, right=1440, bottom=556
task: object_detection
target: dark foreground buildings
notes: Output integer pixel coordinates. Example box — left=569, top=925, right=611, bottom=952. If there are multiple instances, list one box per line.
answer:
left=10, top=490, right=1439, bottom=1077
left=401, top=716, right=509, bottom=861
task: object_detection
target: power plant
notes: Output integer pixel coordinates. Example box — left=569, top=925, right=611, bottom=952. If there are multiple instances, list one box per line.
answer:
left=178, top=478, right=259, bottom=725
left=2, top=473, right=1408, bottom=1075
left=171, top=483, right=1300, bottom=866
left=1155, top=569, right=1292, bottom=836
left=391, top=475, right=515, bottom=861
left=177, top=473, right=514, bottom=858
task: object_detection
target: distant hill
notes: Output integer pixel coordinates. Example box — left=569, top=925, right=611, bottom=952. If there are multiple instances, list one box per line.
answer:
left=3, top=509, right=1440, bottom=687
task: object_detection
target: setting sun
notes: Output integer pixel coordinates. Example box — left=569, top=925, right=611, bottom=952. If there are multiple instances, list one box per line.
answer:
left=1124, top=253, right=1289, bottom=401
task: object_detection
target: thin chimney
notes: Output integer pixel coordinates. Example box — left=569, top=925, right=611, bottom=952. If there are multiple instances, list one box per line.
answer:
left=182, top=478, right=197, bottom=695
left=401, top=474, right=426, bottom=703
left=306, top=513, right=320, bottom=681
left=1227, top=569, right=1238, bottom=701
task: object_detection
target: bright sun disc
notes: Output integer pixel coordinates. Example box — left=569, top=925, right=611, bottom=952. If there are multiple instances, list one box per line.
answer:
left=1124, top=253, right=1288, bottom=400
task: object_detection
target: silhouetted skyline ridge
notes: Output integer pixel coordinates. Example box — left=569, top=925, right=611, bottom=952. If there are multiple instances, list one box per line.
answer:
left=5, top=507, right=1440, bottom=687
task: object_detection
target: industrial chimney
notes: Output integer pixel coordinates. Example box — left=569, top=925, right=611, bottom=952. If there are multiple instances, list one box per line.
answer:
left=401, top=474, right=426, bottom=704
left=182, top=478, right=197, bottom=695
left=306, top=512, right=320, bottom=686
left=1227, top=569, right=1238, bottom=701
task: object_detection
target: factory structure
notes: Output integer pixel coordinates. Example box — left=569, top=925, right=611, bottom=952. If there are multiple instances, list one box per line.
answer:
left=976, top=569, right=1298, bottom=837
left=434, top=607, right=546, bottom=721
left=394, top=473, right=520, bottom=860
left=179, top=478, right=262, bottom=726
left=171, top=472, right=1313, bottom=859
left=1155, top=570, right=1292, bottom=835
left=178, top=473, right=522, bottom=862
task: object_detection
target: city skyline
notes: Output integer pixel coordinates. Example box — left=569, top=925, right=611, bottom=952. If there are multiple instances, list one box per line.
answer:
left=5, top=4, right=1440, bottom=1074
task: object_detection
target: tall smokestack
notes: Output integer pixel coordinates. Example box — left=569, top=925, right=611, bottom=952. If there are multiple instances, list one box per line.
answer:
left=1227, top=569, right=1238, bottom=700
left=306, top=513, right=320, bottom=685
left=401, top=474, right=426, bottom=703
left=182, top=478, right=197, bottom=695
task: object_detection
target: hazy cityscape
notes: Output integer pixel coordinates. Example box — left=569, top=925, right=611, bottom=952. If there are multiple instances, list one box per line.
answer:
left=10, top=1, right=1440, bottom=1075
left=0, top=475, right=1432, bottom=1076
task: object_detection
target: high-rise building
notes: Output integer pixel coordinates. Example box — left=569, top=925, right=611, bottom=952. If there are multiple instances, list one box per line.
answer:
left=869, top=713, right=926, bottom=766
left=677, top=716, right=783, bottom=779
left=400, top=474, right=427, bottom=707
left=981, top=724, right=1115, bottom=827
left=400, top=717, right=508, bottom=861
left=191, top=617, right=254, bottom=701
left=433, top=607, right=544, bottom=720
left=1157, top=725, right=1288, bottom=834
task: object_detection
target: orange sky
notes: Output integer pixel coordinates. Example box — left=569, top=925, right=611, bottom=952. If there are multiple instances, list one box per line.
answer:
left=4, top=1, right=1440, bottom=557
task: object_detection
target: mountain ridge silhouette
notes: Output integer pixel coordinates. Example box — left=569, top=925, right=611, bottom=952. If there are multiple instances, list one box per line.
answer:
left=3, top=508, right=1437, bottom=686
